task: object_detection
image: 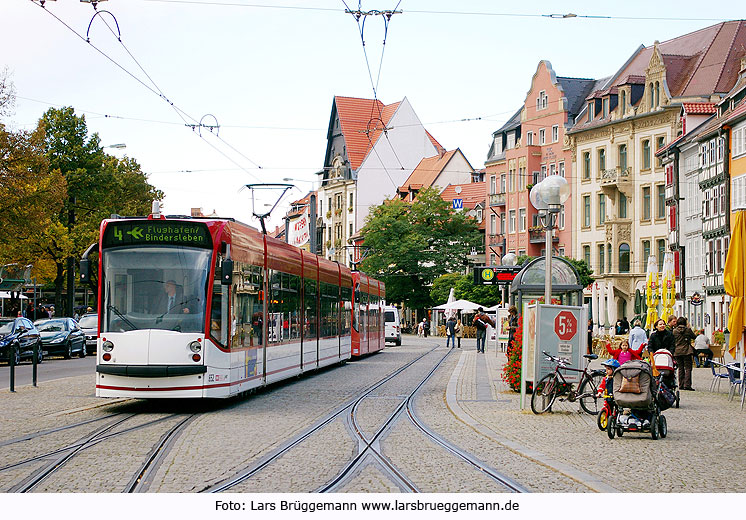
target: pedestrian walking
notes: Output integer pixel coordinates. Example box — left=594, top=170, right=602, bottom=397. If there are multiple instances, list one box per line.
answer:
left=629, top=319, right=647, bottom=352
left=455, top=317, right=463, bottom=348
left=417, top=319, right=424, bottom=337
left=445, top=316, right=457, bottom=348
left=648, top=318, right=674, bottom=355
left=673, top=317, right=697, bottom=390
left=423, top=318, right=430, bottom=338
left=666, top=315, right=678, bottom=331
left=473, top=307, right=495, bottom=353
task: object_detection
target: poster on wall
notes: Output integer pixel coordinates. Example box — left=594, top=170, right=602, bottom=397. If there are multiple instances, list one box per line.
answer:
left=519, top=303, right=538, bottom=410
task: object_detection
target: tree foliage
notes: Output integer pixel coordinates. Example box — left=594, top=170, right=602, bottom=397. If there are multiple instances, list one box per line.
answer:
left=0, top=102, right=163, bottom=313
left=359, top=187, right=482, bottom=310
left=430, top=272, right=503, bottom=308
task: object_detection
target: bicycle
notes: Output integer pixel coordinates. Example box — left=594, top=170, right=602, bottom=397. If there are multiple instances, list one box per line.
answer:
left=530, top=351, right=605, bottom=415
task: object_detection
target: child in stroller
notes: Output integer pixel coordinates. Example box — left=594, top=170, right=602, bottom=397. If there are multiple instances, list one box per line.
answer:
left=652, top=348, right=680, bottom=408
left=605, top=360, right=669, bottom=440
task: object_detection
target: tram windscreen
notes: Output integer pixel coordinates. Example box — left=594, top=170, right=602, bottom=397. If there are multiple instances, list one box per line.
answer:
left=101, top=246, right=211, bottom=333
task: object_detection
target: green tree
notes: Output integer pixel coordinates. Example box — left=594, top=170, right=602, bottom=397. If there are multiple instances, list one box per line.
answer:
left=563, top=257, right=594, bottom=288
left=34, top=107, right=163, bottom=314
left=431, top=272, right=502, bottom=308
left=360, top=187, right=481, bottom=310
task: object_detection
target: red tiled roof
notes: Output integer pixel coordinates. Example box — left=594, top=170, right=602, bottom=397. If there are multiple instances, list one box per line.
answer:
left=440, top=183, right=486, bottom=204
left=426, top=130, right=445, bottom=154
left=683, top=102, right=717, bottom=114
left=334, top=96, right=401, bottom=171
left=399, top=150, right=458, bottom=191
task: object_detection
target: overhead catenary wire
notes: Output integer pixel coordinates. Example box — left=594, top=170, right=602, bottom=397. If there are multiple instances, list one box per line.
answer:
left=29, top=0, right=264, bottom=178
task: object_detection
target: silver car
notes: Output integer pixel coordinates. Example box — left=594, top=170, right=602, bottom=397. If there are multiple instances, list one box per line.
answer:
left=77, top=313, right=98, bottom=355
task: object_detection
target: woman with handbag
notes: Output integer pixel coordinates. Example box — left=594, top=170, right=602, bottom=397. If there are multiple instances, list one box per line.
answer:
left=672, top=317, right=697, bottom=390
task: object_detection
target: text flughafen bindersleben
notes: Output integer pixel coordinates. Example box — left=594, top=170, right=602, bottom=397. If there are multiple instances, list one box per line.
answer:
left=215, top=499, right=520, bottom=513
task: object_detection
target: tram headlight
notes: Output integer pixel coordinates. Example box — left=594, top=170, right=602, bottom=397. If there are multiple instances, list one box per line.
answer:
left=102, top=340, right=114, bottom=352
left=189, top=341, right=202, bottom=353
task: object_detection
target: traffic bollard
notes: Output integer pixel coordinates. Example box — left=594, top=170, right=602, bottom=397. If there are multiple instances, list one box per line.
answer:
left=9, top=343, right=16, bottom=393
left=32, top=341, right=38, bottom=387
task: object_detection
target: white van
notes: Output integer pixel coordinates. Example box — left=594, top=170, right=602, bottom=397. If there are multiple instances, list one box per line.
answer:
left=383, top=306, right=401, bottom=346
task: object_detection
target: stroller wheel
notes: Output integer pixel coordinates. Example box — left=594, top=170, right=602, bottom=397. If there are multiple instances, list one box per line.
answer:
left=675, top=390, right=680, bottom=408
left=651, top=414, right=659, bottom=440
left=659, top=415, right=667, bottom=438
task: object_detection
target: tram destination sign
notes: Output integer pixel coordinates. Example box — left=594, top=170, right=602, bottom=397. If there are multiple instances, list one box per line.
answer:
left=102, top=221, right=212, bottom=248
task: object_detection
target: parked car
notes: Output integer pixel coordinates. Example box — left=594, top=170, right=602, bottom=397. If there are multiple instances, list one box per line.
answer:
left=34, top=318, right=86, bottom=358
left=77, top=313, right=98, bottom=355
left=383, top=306, right=402, bottom=346
left=0, top=317, right=42, bottom=365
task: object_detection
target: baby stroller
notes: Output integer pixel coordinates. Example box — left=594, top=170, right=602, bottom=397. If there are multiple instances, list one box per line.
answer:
left=652, top=349, right=680, bottom=408
left=606, top=360, right=668, bottom=440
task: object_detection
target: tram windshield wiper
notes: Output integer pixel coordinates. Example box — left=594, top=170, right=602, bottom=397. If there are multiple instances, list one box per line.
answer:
left=107, top=304, right=137, bottom=331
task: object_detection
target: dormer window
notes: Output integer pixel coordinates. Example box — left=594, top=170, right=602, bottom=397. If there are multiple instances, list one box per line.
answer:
left=493, top=135, right=503, bottom=156
left=588, top=102, right=594, bottom=122
left=603, top=98, right=609, bottom=118
left=506, top=132, right=515, bottom=150
left=620, top=90, right=627, bottom=114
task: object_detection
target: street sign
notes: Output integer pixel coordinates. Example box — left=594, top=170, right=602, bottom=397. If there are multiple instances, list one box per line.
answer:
left=554, top=310, right=577, bottom=341
left=452, top=199, right=463, bottom=210
left=473, top=265, right=521, bottom=286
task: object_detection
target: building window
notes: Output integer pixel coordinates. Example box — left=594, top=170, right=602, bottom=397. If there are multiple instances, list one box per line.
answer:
left=619, top=144, right=627, bottom=171
left=349, top=193, right=354, bottom=209
left=549, top=163, right=556, bottom=176
left=500, top=213, right=505, bottom=234
left=642, top=139, right=651, bottom=169
left=490, top=253, right=496, bottom=265
left=541, top=165, right=547, bottom=180
left=598, top=244, right=605, bottom=274
left=509, top=210, right=516, bottom=233
left=526, top=131, right=534, bottom=145
left=619, top=243, right=630, bottom=272
left=559, top=204, right=565, bottom=229
left=656, top=136, right=665, bottom=167
left=493, top=135, right=502, bottom=156
left=656, top=185, right=665, bottom=219
left=539, top=128, right=546, bottom=145
left=552, top=125, right=559, bottom=143
left=582, top=151, right=591, bottom=180
left=559, top=161, right=565, bottom=178
left=642, top=187, right=651, bottom=220
left=588, top=102, right=594, bottom=122
left=583, top=195, right=591, bottom=227
left=500, top=174, right=506, bottom=193
left=619, top=193, right=627, bottom=219
left=519, top=208, right=526, bottom=232
left=603, top=98, right=609, bottom=118
left=607, top=244, right=612, bottom=273
left=490, top=175, right=496, bottom=195
left=598, top=148, right=606, bottom=176
left=349, top=222, right=353, bottom=237
left=537, top=90, right=548, bottom=110
left=598, top=194, right=606, bottom=225
left=509, top=166, right=516, bottom=192
left=643, top=240, right=651, bottom=263
left=620, top=90, right=626, bottom=114
left=490, top=214, right=496, bottom=234
left=583, top=245, right=591, bottom=266
left=506, top=132, right=515, bottom=150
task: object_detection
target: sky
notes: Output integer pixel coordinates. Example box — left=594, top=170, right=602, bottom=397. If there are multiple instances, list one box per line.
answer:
left=1, top=0, right=744, bottom=232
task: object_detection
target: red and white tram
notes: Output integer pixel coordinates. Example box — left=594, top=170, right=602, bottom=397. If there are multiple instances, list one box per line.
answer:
left=86, top=213, right=384, bottom=399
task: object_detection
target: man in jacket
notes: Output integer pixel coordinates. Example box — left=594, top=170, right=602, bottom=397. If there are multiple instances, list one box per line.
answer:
left=473, top=308, right=495, bottom=354
left=672, top=317, right=697, bottom=390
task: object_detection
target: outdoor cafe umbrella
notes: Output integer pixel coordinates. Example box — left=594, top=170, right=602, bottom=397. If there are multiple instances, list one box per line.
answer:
left=660, top=252, right=676, bottom=325
left=598, top=282, right=606, bottom=336
left=591, top=282, right=599, bottom=335
left=433, top=299, right=483, bottom=313
left=724, top=211, right=746, bottom=409
left=444, top=288, right=457, bottom=320
left=645, top=255, right=659, bottom=330
left=606, top=280, right=617, bottom=334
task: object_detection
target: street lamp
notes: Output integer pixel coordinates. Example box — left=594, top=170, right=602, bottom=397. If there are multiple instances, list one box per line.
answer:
left=530, top=176, right=570, bottom=304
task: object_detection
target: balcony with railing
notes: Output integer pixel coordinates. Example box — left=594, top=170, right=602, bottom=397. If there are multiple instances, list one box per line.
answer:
left=488, top=233, right=505, bottom=246
left=528, top=227, right=558, bottom=244
left=599, top=166, right=631, bottom=189
left=489, top=192, right=506, bottom=206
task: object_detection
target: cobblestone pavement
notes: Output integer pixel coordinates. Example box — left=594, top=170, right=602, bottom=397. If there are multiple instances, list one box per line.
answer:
left=0, top=336, right=743, bottom=493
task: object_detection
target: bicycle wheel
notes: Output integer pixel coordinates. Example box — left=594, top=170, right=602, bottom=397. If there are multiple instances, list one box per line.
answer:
left=597, top=408, right=609, bottom=431
left=578, top=373, right=603, bottom=415
left=531, top=374, right=558, bottom=414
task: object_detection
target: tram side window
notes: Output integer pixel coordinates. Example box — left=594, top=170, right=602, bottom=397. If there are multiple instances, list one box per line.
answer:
left=211, top=256, right=228, bottom=346
left=341, top=286, right=352, bottom=336
left=304, top=278, right=318, bottom=339
left=320, top=282, right=338, bottom=338
left=234, top=263, right=263, bottom=348
left=268, top=270, right=301, bottom=344
left=353, top=282, right=360, bottom=332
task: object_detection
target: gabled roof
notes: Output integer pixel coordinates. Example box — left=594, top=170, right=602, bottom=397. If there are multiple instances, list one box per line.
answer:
left=610, top=21, right=746, bottom=98
left=556, top=76, right=599, bottom=120
left=398, top=150, right=460, bottom=191
left=332, top=96, right=402, bottom=171
left=286, top=191, right=315, bottom=219
left=439, top=183, right=486, bottom=204
left=682, top=102, right=717, bottom=114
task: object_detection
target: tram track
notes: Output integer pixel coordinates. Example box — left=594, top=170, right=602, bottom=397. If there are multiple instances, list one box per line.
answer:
left=1, top=412, right=195, bottom=493
left=203, top=344, right=442, bottom=493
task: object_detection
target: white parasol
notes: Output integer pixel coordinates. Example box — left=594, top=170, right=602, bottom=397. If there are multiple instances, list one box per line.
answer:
left=591, top=282, right=599, bottom=336
left=606, top=280, right=617, bottom=335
